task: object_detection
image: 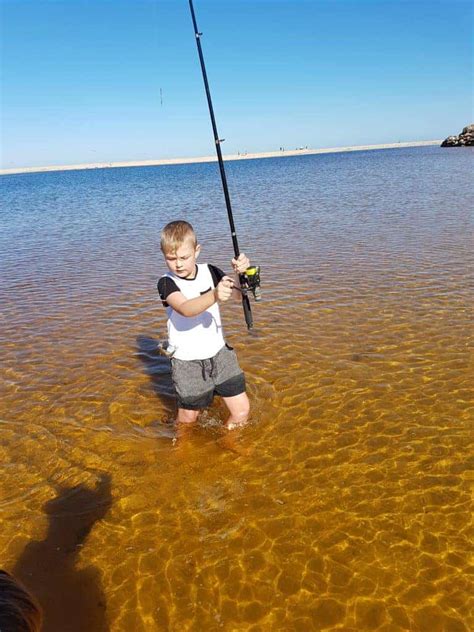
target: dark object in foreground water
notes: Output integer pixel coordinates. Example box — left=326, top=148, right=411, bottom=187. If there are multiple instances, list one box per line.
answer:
left=0, top=570, right=42, bottom=632
left=441, top=123, right=474, bottom=147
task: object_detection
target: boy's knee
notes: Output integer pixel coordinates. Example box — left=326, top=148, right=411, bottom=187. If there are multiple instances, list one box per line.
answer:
left=241, top=400, right=251, bottom=417
left=235, top=401, right=250, bottom=422
left=226, top=406, right=250, bottom=431
left=177, top=408, right=200, bottom=424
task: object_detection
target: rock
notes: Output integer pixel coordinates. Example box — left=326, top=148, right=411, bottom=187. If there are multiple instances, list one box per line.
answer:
left=441, top=135, right=459, bottom=147
left=441, top=123, right=474, bottom=147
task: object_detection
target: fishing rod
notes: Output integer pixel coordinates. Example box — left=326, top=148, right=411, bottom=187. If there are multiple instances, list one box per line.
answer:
left=188, top=0, right=260, bottom=330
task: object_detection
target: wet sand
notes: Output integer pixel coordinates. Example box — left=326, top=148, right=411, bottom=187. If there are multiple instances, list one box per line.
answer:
left=0, top=140, right=441, bottom=176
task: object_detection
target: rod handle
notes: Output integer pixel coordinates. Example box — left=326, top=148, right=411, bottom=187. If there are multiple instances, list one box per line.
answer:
left=239, top=274, right=253, bottom=329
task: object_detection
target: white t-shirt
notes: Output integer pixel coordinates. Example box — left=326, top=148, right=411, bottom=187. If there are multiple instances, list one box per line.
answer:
left=157, top=263, right=226, bottom=360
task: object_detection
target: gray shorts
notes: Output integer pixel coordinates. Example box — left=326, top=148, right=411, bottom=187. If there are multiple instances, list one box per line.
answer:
left=170, top=344, right=246, bottom=410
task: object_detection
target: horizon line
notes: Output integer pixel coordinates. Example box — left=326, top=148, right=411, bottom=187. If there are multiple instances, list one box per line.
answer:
left=0, top=140, right=442, bottom=176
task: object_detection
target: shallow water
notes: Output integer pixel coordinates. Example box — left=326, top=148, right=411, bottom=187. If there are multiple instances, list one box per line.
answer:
left=1, top=147, right=473, bottom=630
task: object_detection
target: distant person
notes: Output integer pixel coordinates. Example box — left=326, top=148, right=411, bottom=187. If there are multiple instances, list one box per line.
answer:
left=157, top=220, right=250, bottom=430
left=0, top=570, right=42, bottom=632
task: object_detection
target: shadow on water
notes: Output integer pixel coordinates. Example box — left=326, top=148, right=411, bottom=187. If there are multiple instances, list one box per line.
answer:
left=136, top=334, right=176, bottom=418
left=13, top=473, right=112, bottom=632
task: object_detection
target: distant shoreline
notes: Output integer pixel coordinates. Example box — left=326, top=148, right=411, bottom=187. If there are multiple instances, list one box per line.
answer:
left=0, top=140, right=442, bottom=176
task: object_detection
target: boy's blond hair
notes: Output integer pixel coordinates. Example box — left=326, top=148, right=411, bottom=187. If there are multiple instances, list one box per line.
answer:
left=160, top=220, right=197, bottom=254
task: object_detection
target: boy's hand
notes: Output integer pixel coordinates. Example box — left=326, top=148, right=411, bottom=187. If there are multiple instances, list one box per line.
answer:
left=216, top=276, right=234, bottom=302
left=232, top=253, right=250, bottom=275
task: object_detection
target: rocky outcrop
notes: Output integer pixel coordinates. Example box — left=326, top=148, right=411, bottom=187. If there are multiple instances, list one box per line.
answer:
left=441, top=124, right=474, bottom=147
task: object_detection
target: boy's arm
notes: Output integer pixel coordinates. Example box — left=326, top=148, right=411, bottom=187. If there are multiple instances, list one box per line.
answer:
left=165, top=277, right=234, bottom=317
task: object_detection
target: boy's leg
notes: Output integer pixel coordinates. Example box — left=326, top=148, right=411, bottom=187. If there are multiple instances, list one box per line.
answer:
left=171, top=358, right=212, bottom=428
left=176, top=408, right=200, bottom=424
left=212, top=345, right=249, bottom=430
left=222, top=392, right=250, bottom=430
left=175, top=408, right=200, bottom=444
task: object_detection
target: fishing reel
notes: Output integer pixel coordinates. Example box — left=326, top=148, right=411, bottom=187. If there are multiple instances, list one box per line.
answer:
left=241, top=266, right=262, bottom=301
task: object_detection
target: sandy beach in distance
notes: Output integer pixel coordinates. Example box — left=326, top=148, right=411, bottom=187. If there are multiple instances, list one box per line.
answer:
left=0, top=140, right=442, bottom=176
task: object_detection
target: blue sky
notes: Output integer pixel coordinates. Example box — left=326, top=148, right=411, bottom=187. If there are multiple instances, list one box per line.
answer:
left=1, top=0, right=472, bottom=168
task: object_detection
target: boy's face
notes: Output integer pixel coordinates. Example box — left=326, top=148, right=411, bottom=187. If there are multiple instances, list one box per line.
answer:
left=163, top=239, right=201, bottom=279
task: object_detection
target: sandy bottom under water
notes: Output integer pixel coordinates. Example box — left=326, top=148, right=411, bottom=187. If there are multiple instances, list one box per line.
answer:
left=1, top=150, right=472, bottom=630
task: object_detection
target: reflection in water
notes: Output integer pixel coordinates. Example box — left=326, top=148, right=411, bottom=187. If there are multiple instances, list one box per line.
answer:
left=1, top=148, right=473, bottom=629
left=13, top=474, right=112, bottom=632
left=136, top=334, right=175, bottom=419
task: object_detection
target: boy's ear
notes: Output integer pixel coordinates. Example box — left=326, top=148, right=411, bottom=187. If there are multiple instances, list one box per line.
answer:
left=195, top=244, right=201, bottom=258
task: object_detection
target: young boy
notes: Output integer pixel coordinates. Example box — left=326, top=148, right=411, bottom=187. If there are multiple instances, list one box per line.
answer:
left=157, top=220, right=250, bottom=429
